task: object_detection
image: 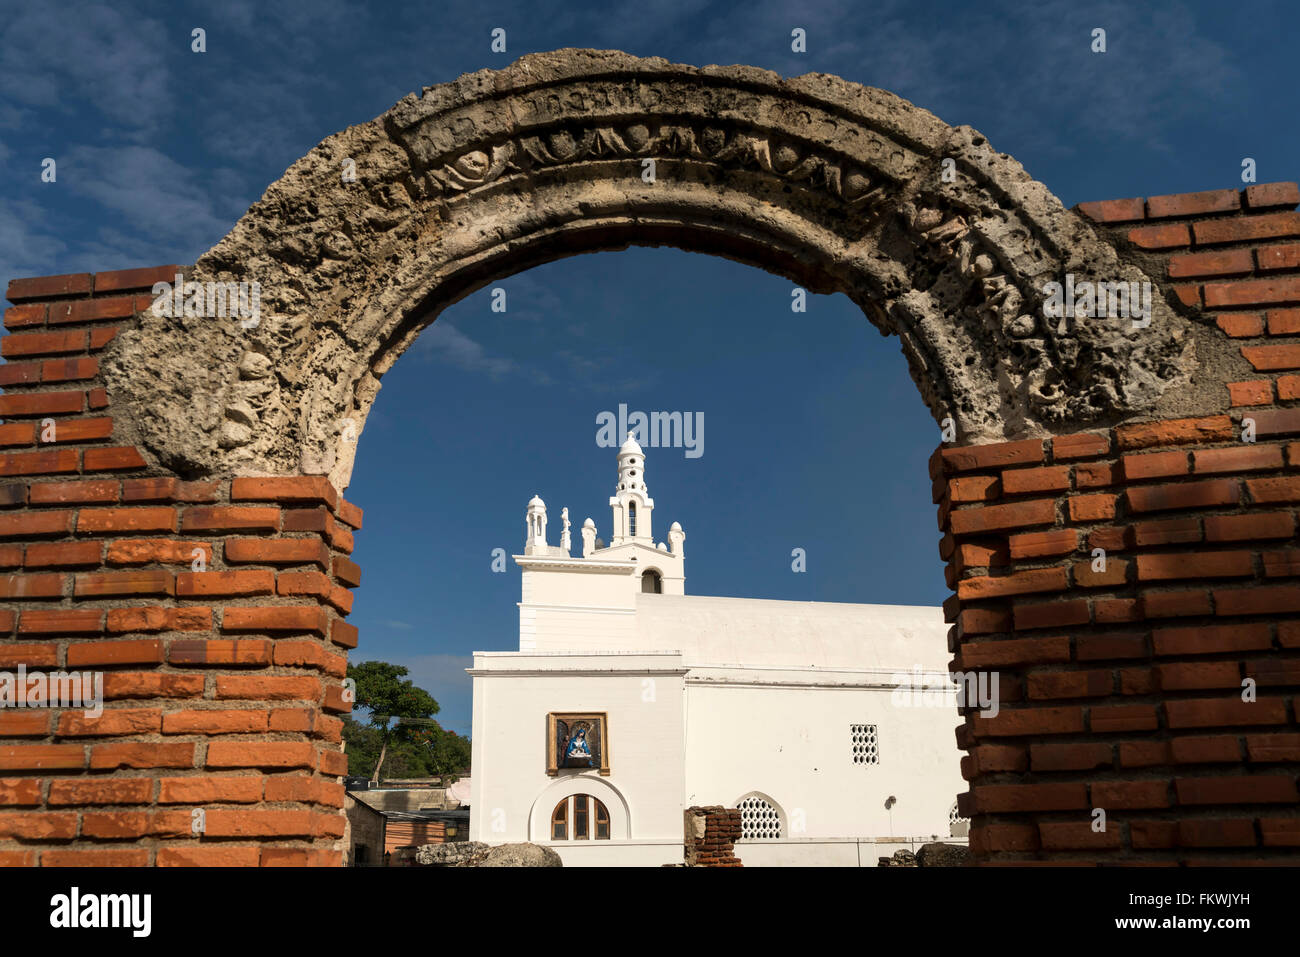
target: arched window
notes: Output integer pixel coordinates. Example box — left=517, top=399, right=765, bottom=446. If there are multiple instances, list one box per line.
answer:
left=551, top=794, right=610, bottom=841
left=550, top=798, right=567, bottom=840
left=641, top=569, right=662, bottom=594
left=628, top=502, right=637, bottom=536
left=736, top=794, right=782, bottom=840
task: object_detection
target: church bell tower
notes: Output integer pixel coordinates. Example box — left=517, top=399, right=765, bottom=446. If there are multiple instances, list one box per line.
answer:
left=609, top=433, right=654, bottom=546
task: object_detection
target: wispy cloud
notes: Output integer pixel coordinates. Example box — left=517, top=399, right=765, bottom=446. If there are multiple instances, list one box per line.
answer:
left=972, top=0, right=1242, bottom=155
left=681, top=0, right=1240, bottom=156
left=63, top=146, right=244, bottom=242
left=417, top=322, right=520, bottom=380
left=0, top=0, right=1264, bottom=295
left=41, top=145, right=250, bottom=270
left=0, top=2, right=173, bottom=135
left=490, top=272, right=569, bottom=324
left=413, top=317, right=660, bottom=394
left=0, top=196, right=68, bottom=280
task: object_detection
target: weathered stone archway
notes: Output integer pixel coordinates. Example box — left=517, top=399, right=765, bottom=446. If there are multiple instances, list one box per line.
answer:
left=2, top=49, right=1297, bottom=867
left=104, top=49, right=1204, bottom=490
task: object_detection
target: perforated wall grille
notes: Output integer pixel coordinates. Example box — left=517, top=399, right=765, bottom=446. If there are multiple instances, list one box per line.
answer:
left=736, top=795, right=781, bottom=840
left=850, top=723, right=879, bottom=765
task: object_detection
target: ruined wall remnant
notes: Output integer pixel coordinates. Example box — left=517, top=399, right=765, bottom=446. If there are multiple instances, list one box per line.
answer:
left=0, top=50, right=1296, bottom=866
left=684, top=806, right=743, bottom=866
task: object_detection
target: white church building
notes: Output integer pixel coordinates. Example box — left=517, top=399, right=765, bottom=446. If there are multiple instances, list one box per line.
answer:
left=467, top=435, right=968, bottom=866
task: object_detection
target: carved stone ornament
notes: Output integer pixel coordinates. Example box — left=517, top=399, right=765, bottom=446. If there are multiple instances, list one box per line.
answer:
left=100, top=49, right=1208, bottom=489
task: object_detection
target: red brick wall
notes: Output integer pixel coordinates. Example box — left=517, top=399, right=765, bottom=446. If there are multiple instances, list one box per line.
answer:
left=946, top=183, right=1300, bottom=863
left=683, top=806, right=743, bottom=866
left=0, top=267, right=360, bottom=866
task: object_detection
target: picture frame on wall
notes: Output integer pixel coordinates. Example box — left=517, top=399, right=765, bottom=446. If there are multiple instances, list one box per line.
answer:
left=546, top=712, right=611, bottom=776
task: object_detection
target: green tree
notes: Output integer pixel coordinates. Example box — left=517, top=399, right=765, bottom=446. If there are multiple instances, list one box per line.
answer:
left=347, top=661, right=440, bottom=782
left=410, top=723, right=472, bottom=781
left=342, top=716, right=379, bottom=777
left=342, top=716, right=446, bottom=779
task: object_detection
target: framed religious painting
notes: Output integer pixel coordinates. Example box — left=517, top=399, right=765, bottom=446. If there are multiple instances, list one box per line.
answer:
left=546, top=712, right=610, bottom=776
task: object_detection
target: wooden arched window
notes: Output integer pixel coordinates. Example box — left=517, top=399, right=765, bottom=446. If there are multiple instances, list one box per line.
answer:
left=550, top=798, right=567, bottom=840
left=550, top=794, right=611, bottom=841
left=641, top=570, right=662, bottom=594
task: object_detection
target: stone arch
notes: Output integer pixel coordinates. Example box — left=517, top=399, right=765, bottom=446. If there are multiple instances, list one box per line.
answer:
left=101, top=48, right=1204, bottom=490
left=8, top=48, right=1297, bottom=867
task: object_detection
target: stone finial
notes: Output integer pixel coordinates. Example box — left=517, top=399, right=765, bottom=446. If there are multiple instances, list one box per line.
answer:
left=525, top=494, right=547, bottom=553
left=668, top=521, right=685, bottom=558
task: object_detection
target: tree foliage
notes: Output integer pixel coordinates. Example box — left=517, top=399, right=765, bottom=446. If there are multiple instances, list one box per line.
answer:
left=408, top=723, right=473, bottom=778
left=342, top=660, right=470, bottom=781
left=342, top=717, right=471, bottom=780
left=349, top=660, right=439, bottom=727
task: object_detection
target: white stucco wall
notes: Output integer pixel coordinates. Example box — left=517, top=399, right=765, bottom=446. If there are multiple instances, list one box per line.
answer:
left=467, top=652, right=687, bottom=867
left=735, top=838, right=939, bottom=867
left=683, top=675, right=965, bottom=840
left=635, top=594, right=952, bottom=671
left=518, top=560, right=638, bottom=652
left=473, top=478, right=968, bottom=866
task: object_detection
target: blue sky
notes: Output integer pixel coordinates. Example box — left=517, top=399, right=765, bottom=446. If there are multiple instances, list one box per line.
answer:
left=2, top=0, right=1297, bottom=732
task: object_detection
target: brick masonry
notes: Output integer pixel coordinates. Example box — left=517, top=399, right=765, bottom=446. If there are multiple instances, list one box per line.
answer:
left=683, top=806, right=743, bottom=867
left=0, top=264, right=359, bottom=866
left=2, top=184, right=1299, bottom=866
left=941, top=181, right=1300, bottom=865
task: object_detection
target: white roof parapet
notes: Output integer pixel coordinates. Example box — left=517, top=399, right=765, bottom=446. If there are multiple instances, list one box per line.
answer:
left=512, top=555, right=639, bottom=574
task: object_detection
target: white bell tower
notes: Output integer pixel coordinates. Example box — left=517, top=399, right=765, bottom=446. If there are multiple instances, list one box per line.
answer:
left=609, top=433, right=654, bottom=546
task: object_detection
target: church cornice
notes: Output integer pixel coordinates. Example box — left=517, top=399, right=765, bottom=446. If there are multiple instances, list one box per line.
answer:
left=513, top=555, right=637, bottom=574
left=467, top=667, right=689, bottom=677
left=591, top=541, right=675, bottom=559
